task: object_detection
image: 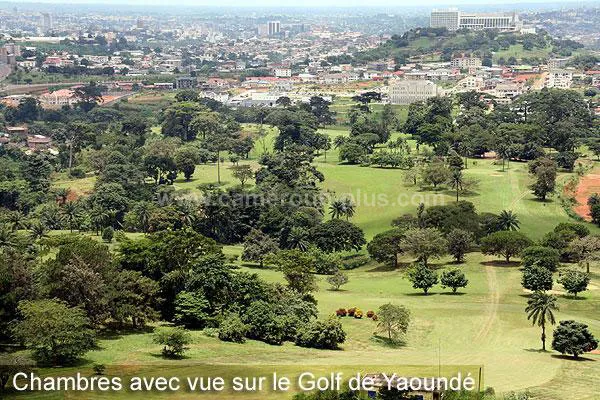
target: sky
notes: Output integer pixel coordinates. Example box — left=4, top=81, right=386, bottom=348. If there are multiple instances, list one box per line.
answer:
left=2, top=0, right=598, bottom=6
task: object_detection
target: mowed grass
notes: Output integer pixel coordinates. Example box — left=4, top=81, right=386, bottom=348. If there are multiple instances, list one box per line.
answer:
left=6, top=253, right=600, bottom=399
left=37, top=125, right=600, bottom=400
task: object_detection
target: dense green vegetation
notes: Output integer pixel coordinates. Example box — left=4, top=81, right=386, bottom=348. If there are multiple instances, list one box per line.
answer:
left=1, top=84, right=599, bottom=400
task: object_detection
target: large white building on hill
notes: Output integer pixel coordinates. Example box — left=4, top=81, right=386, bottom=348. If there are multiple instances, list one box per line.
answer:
left=389, top=80, right=439, bottom=105
left=431, top=9, right=520, bottom=31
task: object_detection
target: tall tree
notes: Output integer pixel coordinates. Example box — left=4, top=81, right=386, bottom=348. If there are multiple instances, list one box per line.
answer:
left=525, top=291, right=558, bottom=351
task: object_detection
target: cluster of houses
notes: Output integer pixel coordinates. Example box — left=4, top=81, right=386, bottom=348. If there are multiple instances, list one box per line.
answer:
left=0, top=125, right=54, bottom=154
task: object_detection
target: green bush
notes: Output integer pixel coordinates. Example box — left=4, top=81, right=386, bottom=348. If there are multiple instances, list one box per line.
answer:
left=153, top=327, right=191, bottom=358
left=101, top=227, right=114, bottom=243
left=218, top=314, right=248, bottom=343
left=295, top=317, right=346, bottom=350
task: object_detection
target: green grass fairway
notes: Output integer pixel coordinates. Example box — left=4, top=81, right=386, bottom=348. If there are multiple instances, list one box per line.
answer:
left=6, top=253, right=599, bottom=399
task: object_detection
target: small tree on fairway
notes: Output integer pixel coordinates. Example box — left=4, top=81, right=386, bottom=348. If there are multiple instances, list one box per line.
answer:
left=401, top=228, right=448, bottom=267
left=153, top=327, right=191, bottom=358
left=440, top=268, right=469, bottom=293
left=406, top=263, right=438, bottom=295
left=552, top=320, right=598, bottom=358
left=376, top=303, right=410, bottom=341
left=327, top=269, right=349, bottom=291
left=525, top=291, right=558, bottom=351
left=558, top=269, right=590, bottom=297
left=522, top=265, right=554, bottom=292
left=11, top=300, right=96, bottom=365
left=481, top=231, right=532, bottom=263
left=230, top=164, right=254, bottom=187
left=529, top=157, right=557, bottom=201
left=447, top=229, right=474, bottom=263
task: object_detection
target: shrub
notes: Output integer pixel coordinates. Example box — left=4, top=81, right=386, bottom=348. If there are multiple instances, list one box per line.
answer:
left=371, top=314, right=378, bottom=321
left=218, top=314, right=248, bottom=343
left=336, top=308, right=347, bottom=317
left=340, top=254, right=370, bottom=270
left=69, top=167, right=86, bottom=178
left=366, top=310, right=375, bottom=318
left=295, top=317, right=346, bottom=350
left=153, top=327, right=191, bottom=358
left=347, top=307, right=356, bottom=317
left=242, top=301, right=286, bottom=345
left=101, top=227, right=114, bottom=243
left=354, top=309, right=363, bottom=319
left=93, top=364, right=106, bottom=375
left=326, top=270, right=349, bottom=291
left=558, top=269, right=590, bottom=297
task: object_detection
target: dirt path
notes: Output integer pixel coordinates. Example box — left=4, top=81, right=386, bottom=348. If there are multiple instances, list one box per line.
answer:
left=475, top=266, right=500, bottom=341
left=573, top=172, right=600, bottom=221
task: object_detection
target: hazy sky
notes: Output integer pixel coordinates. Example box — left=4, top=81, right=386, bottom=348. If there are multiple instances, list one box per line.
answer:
left=3, top=0, right=598, bottom=6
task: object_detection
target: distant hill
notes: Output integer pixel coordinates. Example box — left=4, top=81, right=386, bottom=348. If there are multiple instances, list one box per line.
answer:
left=352, top=27, right=586, bottom=66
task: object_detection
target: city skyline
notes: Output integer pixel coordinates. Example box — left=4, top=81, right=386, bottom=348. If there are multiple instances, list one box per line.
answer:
left=1, top=0, right=599, bottom=7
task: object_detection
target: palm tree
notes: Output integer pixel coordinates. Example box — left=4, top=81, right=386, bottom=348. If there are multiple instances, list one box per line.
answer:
left=55, top=188, right=71, bottom=205
left=7, top=211, right=25, bottom=231
left=90, top=207, right=109, bottom=235
left=449, top=169, right=464, bottom=202
left=176, top=200, right=198, bottom=227
left=29, top=221, right=49, bottom=241
left=0, top=225, right=18, bottom=248
left=288, top=227, right=310, bottom=251
left=329, top=199, right=345, bottom=219
left=525, top=292, right=559, bottom=351
left=61, top=201, right=79, bottom=233
left=498, top=210, right=520, bottom=231
left=342, top=198, right=356, bottom=221
left=135, top=202, right=153, bottom=233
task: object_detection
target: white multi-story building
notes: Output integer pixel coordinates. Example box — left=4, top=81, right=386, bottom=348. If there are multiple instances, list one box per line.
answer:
left=389, top=80, right=439, bottom=105
left=431, top=9, right=460, bottom=30
left=451, top=57, right=482, bottom=69
left=274, top=67, right=292, bottom=78
left=431, top=9, right=519, bottom=31
left=545, top=70, right=573, bottom=89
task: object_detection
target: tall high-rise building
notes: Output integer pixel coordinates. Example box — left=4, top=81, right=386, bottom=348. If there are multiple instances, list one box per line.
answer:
left=41, top=13, right=53, bottom=33
left=430, top=9, right=460, bottom=31
left=268, top=21, right=280, bottom=36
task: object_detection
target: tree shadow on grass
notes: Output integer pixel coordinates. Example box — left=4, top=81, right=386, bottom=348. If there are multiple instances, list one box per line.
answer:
left=523, top=348, right=550, bottom=354
left=366, top=262, right=412, bottom=272
left=551, top=354, right=596, bottom=362
left=99, top=324, right=155, bottom=341
left=439, top=292, right=467, bottom=296
left=371, top=335, right=407, bottom=349
left=149, top=353, right=192, bottom=361
left=480, top=260, right=521, bottom=268
left=559, top=294, right=588, bottom=301
left=404, top=292, right=436, bottom=296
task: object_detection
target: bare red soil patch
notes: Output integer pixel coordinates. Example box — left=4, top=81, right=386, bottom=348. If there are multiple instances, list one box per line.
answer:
left=573, top=173, right=600, bottom=221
